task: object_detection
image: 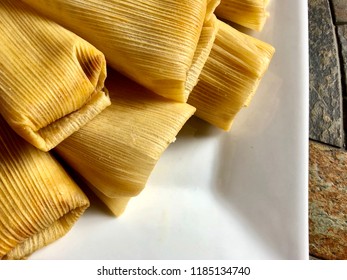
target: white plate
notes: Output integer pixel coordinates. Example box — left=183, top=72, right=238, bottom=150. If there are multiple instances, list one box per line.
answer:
left=30, top=0, right=309, bottom=260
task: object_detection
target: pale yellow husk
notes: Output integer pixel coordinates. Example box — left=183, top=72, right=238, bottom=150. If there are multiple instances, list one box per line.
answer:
left=206, top=0, right=221, bottom=23
left=0, top=117, right=89, bottom=260
left=0, top=0, right=110, bottom=152
left=188, top=20, right=275, bottom=131
left=22, top=0, right=219, bottom=102
left=215, top=0, right=269, bottom=31
left=184, top=14, right=220, bottom=98
left=55, top=69, right=196, bottom=215
left=89, top=185, right=131, bottom=217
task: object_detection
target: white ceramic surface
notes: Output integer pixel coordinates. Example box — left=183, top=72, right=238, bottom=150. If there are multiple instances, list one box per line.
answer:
left=30, top=0, right=309, bottom=260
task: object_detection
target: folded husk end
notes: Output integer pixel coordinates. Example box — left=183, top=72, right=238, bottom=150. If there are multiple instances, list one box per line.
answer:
left=215, top=0, right=269, bottom=31
left=189, top=20, right=275, bottom=130
left=2, top=205, right=89, bottom=260
left=7, top=89, right=110, bottom=152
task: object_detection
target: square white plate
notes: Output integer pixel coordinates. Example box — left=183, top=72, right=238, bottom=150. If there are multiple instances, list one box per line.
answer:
left=30, top=0, right=309, bottom=260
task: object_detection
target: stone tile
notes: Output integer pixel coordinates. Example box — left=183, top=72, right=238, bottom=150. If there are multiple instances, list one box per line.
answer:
left=309, top=141, right=347, bottom=259
left=331, top=0, right=347, bottom=23
left=309, top=0, right=344, bottom=147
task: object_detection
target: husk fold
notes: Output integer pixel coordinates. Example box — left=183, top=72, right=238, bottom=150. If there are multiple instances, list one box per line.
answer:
left=55, top=69, right=196, bottom=216
left=0, top=0, right=110, bottom=152
left=215, top=0, right=269, bottom=31
left=0, top=117, right=89, bottom=260
left=184, top=14, right=220, bottom=98
left=188, top=20, right=275, bottom=130
left=21, top=0, right=218, bottom=102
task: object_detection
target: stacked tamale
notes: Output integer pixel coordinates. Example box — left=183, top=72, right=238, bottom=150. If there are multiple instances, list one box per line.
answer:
left=0, top=0, right=110, bottom=152
left=55, top=69, right=196, bottom=216
left=0, top=0, right=274, bottom=258
left=21, top=0, right=220, bottom=102
left=0, top=117, right=90, bottom=260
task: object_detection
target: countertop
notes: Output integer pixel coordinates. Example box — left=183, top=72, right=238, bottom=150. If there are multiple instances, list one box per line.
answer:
left=309, top=0, right=347, bottom=259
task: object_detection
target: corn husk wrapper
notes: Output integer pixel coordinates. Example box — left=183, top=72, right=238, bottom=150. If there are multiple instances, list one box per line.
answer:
left=0, top=117, right=89, bottom=260
left=188, top=20, right=275, bottom=130
left=89, top=184, right=131, bottom=217
left=55, top=69, right=196, bottom=216
left=215, top=0, right=269, bottom=31
left=207, top=0, right=222, bottom=21
left=184, top=13, right=220, bottom=97
left=0, top=0, right=110, bottom=152
left=21, top=0, right=219, bottom=102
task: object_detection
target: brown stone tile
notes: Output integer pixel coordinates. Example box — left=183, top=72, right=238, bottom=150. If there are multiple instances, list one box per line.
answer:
left=331, top=0, right=347, bottom=23
left=309, top=141, right=347, bottom=259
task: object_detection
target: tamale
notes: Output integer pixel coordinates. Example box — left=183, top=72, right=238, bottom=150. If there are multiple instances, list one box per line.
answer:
left=0, top=117, right=89, bottom=260
left=188, top=20, right=275, bottom=130
left=89, top=185, right=131, bottom=217
left=0, top=0, right=110, bottom=152
left=55, top=69, right=196, bottom=216
left=21, top=0, right=219, bottom=102
left=215, top=0, right=269, bottom=31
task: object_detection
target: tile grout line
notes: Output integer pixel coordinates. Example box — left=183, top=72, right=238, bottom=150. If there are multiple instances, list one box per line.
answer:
left=328, top=0, right=337, bottom=23
left=310, top=138, right=343, bottom=149
left=328, top=0, right=347, bottom=148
